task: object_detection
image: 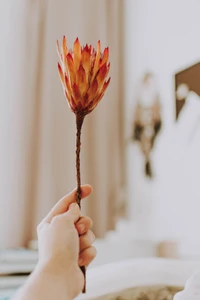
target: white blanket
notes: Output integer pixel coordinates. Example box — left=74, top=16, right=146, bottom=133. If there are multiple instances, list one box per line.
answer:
left=76, top=258, right=200, bottom=299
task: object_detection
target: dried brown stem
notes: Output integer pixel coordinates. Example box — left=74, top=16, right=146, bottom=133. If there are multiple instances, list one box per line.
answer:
left=75, top=112, right=86, bottom=293
left=76, top=113, right=85, bottom=206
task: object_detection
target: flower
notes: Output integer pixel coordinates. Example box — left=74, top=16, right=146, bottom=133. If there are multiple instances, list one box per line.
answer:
left=57, top=37, right=111, bottom=115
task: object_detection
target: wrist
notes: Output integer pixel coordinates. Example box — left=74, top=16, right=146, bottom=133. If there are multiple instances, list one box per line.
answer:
left=36, top=261, right=83, bottom=298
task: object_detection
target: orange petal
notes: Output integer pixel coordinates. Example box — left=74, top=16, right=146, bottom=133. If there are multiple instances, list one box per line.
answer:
left=73, top=38, right=81, bottom=72
left=100, top=47, right=109, bottom=67
left=62, top=36, right=68, bottom=72
left=58, top=63, right=64, bottom=84
left=65, top=75, right=72, bottom=96
left=66, top=53, right=76, bottom=85
left=76, top=64, right=87, bottom=96
left=81, top=45, right=91, bottom=82
left=56, top=40, right=63, bottom=62
left=91, top=40, right=101, bottom=82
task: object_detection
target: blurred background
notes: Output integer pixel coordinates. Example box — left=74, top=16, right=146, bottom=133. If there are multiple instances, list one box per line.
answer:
left=0, top=0, right=200, bottom=281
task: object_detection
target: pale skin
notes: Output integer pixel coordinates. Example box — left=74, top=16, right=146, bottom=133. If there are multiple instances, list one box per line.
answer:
left=12, top=184, right=96, bottom=300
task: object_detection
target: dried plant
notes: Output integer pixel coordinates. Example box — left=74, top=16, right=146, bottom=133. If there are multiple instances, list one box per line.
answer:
left=57, top=36, right=111, bottom=292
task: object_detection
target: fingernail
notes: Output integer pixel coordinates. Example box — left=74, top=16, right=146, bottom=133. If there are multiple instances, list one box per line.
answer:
left=78, top=224, right=85, bottom=232
left=69, top=203, right=77, bottom=209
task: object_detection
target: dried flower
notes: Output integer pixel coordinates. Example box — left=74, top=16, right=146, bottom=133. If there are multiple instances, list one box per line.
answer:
left=56, top=37, right=111, bottom=293
left=57, top=36, right=111, bottom=115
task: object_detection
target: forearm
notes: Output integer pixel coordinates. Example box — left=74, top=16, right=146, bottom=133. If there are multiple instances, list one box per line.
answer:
left=11, top=263, right=77, bottom=300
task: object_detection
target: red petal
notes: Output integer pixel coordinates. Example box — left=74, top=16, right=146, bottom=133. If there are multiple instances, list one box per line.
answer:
left=95, top=63, right=109, bottom=91
left=82, top=93, right=89, bottom=108
left=65, top=75, right=72, bottom=96
left=72, top=82, right=81, bottom=104
left=100, top=47, right=109, bottom=67
left=100, top=77, right=111, bottom=95
left=86, top=78, right=110, bottom=113
left=70, top=95, right=78, bottom=112
left=86, top=98, right=99, bottom=113
left=87, top=79, right=98, bottom=104
left=58, top=62, right=64, bottom=83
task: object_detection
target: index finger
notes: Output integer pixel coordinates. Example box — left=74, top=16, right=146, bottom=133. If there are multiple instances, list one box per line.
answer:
left=43, top=184, right=92, bottom=224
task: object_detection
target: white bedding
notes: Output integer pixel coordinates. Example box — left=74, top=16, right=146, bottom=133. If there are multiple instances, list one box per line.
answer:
left=152, top=91, right=200, bottom=244
left=76, top=258, right=200, bottom=299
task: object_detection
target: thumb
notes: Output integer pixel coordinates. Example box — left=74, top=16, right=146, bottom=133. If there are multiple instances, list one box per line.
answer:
left=64, top=202, right=80, bottom=223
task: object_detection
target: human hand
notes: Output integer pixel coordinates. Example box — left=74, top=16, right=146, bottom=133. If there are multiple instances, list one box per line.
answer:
left=37, top=185, right=96, bottom=297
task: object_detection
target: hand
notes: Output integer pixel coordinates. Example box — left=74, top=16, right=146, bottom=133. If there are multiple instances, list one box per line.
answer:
left=37, top=185, right=96, bottom=297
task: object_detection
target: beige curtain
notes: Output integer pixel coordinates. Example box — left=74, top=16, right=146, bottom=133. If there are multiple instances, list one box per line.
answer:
left=0, top=0, right=125, bottom=248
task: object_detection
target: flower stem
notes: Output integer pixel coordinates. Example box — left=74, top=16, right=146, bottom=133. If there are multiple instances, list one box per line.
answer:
left=75, top=112, right=86, bottom=293
left=76, top=113, right=85, bottom=207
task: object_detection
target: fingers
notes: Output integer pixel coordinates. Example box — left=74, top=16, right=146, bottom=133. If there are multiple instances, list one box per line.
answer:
left=49, top=203, right=81, bottom=230
left=43, top=185, right=92, bottom=224
left=79, top=230, right=95, bottom=252
left=62, top=203, right=81, bottom=224
left=79, top=246, right=97, bottom=266
left=76, top=216, right=93, bottom=235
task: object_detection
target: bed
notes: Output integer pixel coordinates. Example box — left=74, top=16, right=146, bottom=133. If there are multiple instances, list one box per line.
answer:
left=76, top=258, right=200, bottom=299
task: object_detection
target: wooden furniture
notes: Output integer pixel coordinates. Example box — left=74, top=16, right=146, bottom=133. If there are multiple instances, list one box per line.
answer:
left=175, top=62, right=200, bottom=120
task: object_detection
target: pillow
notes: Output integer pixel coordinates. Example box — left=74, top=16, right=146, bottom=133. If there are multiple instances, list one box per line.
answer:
left=175, top=91, right=200, bottom=143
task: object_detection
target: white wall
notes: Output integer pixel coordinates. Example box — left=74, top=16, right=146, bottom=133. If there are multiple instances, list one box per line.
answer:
left=124, top=0, right=200, bottom=245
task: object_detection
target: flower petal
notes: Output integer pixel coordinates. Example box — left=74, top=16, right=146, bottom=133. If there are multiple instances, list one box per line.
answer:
left=70, top=95, right=78, bottom=112
left=82, top=93, right=89, bottom=108
left=65, top=90, right=71, bottom=103
left=56, top=40, right=63, bottom=62
left=81, top=45, right=91, bottom=83
left=57, top=37, right=111, bottom=115
left=65, top=75, right=72, bottom=96
left=87, top=79, right=98, bottom=103
left=58, top=62, right=64, bottom=84
left=86, top=97, right=100, bottom=113
left=95, top=62, right=109, bottom=91
left=86, top=78, right=110, bottom=113
left=100, top=77, right=111, bottom=95
left=72, top=82, right=81, bottom=103
left=100, top=47, right=109, bottom=67
left=76, top=64, right=87, bottom=95
left=62, top=36, right=68, bottom=72
left=66, top=53, right=76, bottom=85
left=73, top=38, right=81, bottom=72
left=88, top=91, right=105, bottom=111
left=91, top=40, right=101, bottom=82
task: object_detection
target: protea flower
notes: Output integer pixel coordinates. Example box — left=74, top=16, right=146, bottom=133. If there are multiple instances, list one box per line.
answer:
left=57, top=36, right=110, bottom=116
left=56, top=37, right=111, bottom=293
